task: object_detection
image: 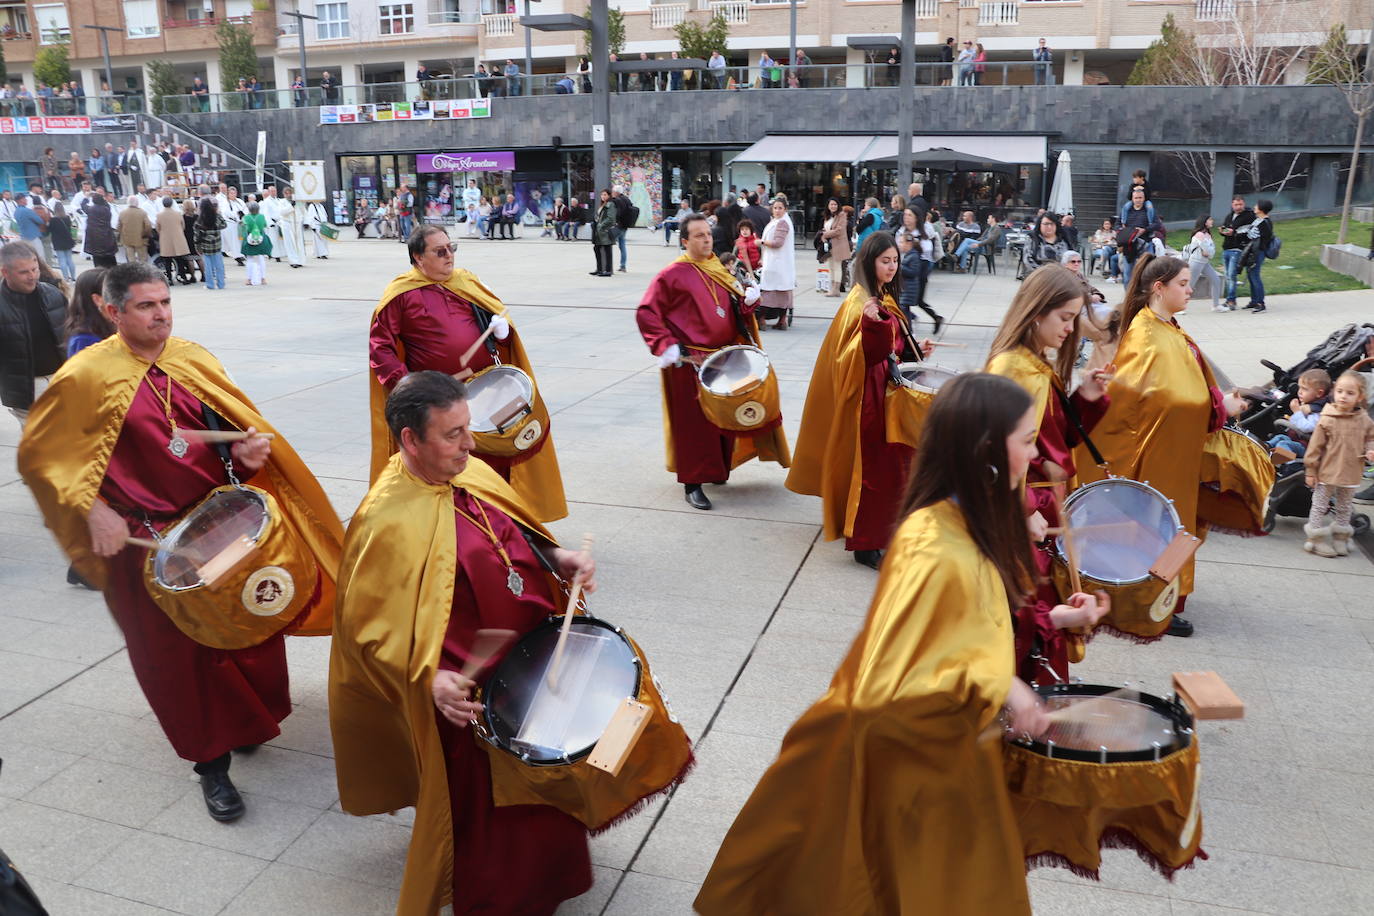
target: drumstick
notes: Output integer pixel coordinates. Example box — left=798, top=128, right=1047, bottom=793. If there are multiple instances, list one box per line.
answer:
left=458, top=323, right=500, bottom=368
left=546, top=534, right=595, bottom=692
left=925, top=341, right=968, bottom=349
left=124, top=536, right=203, bottom=561
left=1045, top=687, right=1141, bottom=726
left=459, top=628, right=518, bottom=679
left=178, top=429, right=276, bottom=444
left=1055, top=501, right=1084, bottom=597
left=452, top=368, right=474, bottom=382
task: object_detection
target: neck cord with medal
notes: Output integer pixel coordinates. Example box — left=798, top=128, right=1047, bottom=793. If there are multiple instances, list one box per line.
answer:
left=452, top=491, right=525, bottom=596
left=688, top=261, right=729, bottom=320
left=145, top=368, right=190, bottom=458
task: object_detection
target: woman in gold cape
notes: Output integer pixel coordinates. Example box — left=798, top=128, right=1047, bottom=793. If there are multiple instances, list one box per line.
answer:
left=368, top=264, right=567, bottom=522
left=785, top=232, right=930, bottom=568
left=696, top=373, right=1060, bottom=916
left=1077, top=253, right=1238, bottom=636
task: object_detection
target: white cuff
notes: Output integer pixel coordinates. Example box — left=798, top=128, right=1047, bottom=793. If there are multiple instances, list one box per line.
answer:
left=657, top=344, right=682, bottom=369
left=488, top=314, right=511, bottom=341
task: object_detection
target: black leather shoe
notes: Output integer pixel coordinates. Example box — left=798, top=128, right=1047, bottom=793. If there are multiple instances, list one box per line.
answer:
left=932, top=313, right=945, bottom=335
left=684, top=485, right=712, bottom=510
left=233, top=744, right=261, bottom=755
left=66, top=564, right=97, bottom=590
left=1167, top=616, right=1194, bottom=638
left=853, top=549, right=884, bottom=570
left=1242, top=302, right=1258, bottom=310
left=1250, top=304, right=1266, bottom=313
left=199, top=769, right=245, bottom=822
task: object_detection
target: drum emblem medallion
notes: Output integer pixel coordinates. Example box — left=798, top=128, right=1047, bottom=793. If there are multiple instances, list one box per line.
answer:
left=734, top=401, right=765, bottom=427
left=242, top=567, right=295, bottom=616
left=514, top=420, right=543, bottom=450
left=1148, top=578, right=1180, bottom=623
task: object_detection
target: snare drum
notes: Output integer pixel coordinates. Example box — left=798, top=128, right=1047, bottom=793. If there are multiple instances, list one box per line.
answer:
left=885, top=363, right=961, bottom=448
left=465, top=364, right=551, bottom=459
left=318, top=223, right=339, bottom=241
left=476, top=615, right=694, bottom=831
left=144, top=485, right=319, bottom=650
left=1052, top=478, right=1200, bottom=640
left=1197, top=427, right=1275, bottom=536
left=696, top=345, right=781, bottom=432
left=1004, top=683, right=1204, bottom=878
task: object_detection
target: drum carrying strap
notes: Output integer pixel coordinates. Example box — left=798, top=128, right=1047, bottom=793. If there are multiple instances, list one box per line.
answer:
left=886, top=308, right=925, bottom=386
left=1053, top=384, right=1107, bottom=470
left=200, top=403, right=243, bottom=485
left=469, top=303, right=500, bottom=362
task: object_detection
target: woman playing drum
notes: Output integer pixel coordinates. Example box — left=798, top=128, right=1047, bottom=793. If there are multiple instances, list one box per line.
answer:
left=986, top=264, right=1112, bottom=681
left=786, top=231, right=933, bottom=569
left=1079, top=253, right=1245, bottom=637
left=696, top=374, right=1104, bottom=916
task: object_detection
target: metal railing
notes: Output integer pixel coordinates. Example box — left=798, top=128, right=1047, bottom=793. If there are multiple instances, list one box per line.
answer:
left=428, top=9, right=482, bottom=24
left=650, top=3, right=688, bottom=29
left=0, top=93, right=147, bottom=116
left=979, top=1, right=1019, bottom=25
left=916, top=0, right=938, bottom=16
left=482, top=12, right=515, bottom=36
left=1195, top=0, right=1237, bottom=22
left=164, top=14, right=252, bottom=29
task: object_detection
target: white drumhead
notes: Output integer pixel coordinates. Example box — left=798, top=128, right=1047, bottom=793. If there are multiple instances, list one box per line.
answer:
left=699, top=346, right=770, bottom=395
left=467, top=366, right=534, bottom=433
left=1059, top=479, right=1181, bottom=585
left=155, top=488, right=269, bottom=590
left=896, top=363, right=960, bottom=393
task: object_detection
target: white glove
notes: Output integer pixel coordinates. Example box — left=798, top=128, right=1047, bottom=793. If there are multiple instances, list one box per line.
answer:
left=743, top=286, right=761, bottom=306
left=488, top=314, right=510, bottom=341
left=657, top=344, right=682, bottom=369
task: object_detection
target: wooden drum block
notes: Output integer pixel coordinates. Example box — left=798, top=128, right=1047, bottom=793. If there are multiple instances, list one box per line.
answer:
left=1172, top=670, right=1245, bottom=720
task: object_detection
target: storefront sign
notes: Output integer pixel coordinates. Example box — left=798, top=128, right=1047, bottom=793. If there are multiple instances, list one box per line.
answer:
left=91, top=114, right=139, bottom=132
left=0, top=116, right=91, bottom=134
left=319, top=98, right=491, bottom=126
left=417, top=151, right=515, bottom=173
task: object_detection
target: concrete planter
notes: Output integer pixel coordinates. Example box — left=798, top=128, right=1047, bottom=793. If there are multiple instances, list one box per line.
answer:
left=1320, top=243, right=1374, bottom=288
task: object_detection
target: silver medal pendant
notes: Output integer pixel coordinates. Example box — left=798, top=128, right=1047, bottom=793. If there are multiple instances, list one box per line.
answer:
left=168, top=434, right=189, bottom=459
left=506, top=567, right=525, bottom=597
left=715, top=306, right=726, bottom=318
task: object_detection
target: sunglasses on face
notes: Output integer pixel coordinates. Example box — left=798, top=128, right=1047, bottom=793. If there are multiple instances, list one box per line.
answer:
left=428, top=245, right=457, bottom=256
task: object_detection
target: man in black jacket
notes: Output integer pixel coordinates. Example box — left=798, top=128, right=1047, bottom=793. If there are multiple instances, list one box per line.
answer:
left=742, top=192, right=771, bottom=237
left=611, top=185, right=634, bottom=272
left=1218, top=195, right=1253, bottom=309
left=0, top=241, right=66, bottom=426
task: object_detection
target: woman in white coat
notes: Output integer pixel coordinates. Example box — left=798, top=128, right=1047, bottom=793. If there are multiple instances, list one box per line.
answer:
left=757, top=196, right=796, bottom=330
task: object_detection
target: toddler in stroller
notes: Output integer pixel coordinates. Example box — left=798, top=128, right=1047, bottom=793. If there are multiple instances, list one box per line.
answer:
left=1301, top=371, right=1374, bottom=558
left=1266, top=368, right=1330, bottom=463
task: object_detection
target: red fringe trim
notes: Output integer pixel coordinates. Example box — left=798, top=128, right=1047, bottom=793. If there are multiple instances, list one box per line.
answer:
left=588, top=748, right=697, bottom=836
left=1204, top=524, right=1266, bottom=538
left=1026, top=828, right=1208, bottom=882
left=1089, top=622, right=1167, bottom=645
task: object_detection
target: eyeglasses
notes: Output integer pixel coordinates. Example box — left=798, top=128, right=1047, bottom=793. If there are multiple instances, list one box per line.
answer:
left=427, top=245, right=457, bottom=256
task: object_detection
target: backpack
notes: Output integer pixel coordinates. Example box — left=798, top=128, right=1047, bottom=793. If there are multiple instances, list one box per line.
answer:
left=618, top=199, right=639, bottom=229
left=1264, top=235, right=1282, bottom=261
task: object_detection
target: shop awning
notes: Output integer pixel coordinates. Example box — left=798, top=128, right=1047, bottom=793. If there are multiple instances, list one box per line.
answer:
left=862, top=135, right=1048, bottom=168
left=729, top=134, right=880, bottom=166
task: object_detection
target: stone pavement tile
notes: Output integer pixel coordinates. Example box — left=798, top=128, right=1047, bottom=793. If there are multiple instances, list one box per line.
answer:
left=1168, top=848, right=1358, bottom=915
left=744, top=630, right=854, bottom=677
left=603, top=871, right=701, bottom=916
left=627, top=806, right=730, bottom=889
left=48, top=663, right=155, bottom=720
left=1318, top=808, right=1374, bottom=871
left=1199, top=797, right=1334, bottom=862
left=0, top=698, right=144, bottom=757
left=1344, top=866, right=1374, bottom=914
left=765, top=603, right=870, bottom=643
left=24, top=874, right=181, bottom=915
left=218, top=862, right=397, bottom=916
left=671, top=730, right=782, bottom=811
left=778, top=541, right=886, bottom=614
left=1027, top=876, right=1172, bottom=915
left=278, top=809, right=411, bottom=890
left=1244, top=610, right=1374, bottom=675
left=1282, top=724, right=1374, bottom=775
left=1033, top=846, right=1176, bottom=897
left=556, top=864, right=622, bottom=915
left=0, top=799, right=135, bottom=883
left=0, top=611, right=44, bottom=646
left=0, top=648, right=86, bottom=716
left=25, top=757, right=194, bottom=829
left=0, top=582, right=107, bottom=626
left=0, top=739, right=80, bottom=799
left=728, top=649, right=835, bottom=707
left=710, top=691, right=816, bottom=742
left=227, top=744, right=341, bottom=811
left=1326, top=569, right=1374, bottom=620
left=1201, top=560, right=1347, bottom=619
left=76, top=831, right=268, bottom=916
left=1168, top=901, right=1274, bottom=915
left=267, top=702, right=338, bottom=758
left=87, top=715, right=204, bottom=780
left=588, top=796, right=667, bottom=870
left=144, top=789, right=325, bottom=860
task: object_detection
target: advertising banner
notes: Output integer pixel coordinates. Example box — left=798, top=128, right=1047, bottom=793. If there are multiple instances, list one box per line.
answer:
left=416, top=151, right=516, bottom=173
left=0, top=116, right=92, bottom=134
left=319, top=97, right=491, bottom=126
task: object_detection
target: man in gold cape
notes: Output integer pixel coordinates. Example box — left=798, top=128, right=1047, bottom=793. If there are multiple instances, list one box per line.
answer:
left=332, top=370, right=596, bottom=915
left=694, top=499, right=1030, bottom=915
left=636, top=213, right=789, bottom=511
left=1079, top=304, right=1226, bottom=637
left=368, top=225, right=566, bottom=522
left=17, top=261, right=342, bottom=822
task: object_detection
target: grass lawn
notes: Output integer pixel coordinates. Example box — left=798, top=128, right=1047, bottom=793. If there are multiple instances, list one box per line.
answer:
left=1169, top=214, right=1370, bottom=297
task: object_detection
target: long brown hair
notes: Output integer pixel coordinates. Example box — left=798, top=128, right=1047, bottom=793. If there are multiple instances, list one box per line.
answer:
left=64, top=267, right=114, bottom=341
left=851, top=230, right=901, bottom=302
left=987, top=263, right=1088, bottom=386
left=1121, top=252, right=1187, bottom=330
left=900, top=373, right=1036, bottom=603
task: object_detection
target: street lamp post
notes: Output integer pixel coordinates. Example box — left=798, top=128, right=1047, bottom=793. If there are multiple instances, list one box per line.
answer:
left=898, top=0, right=915, bottom=190
left=82, top=24, right=121, bottom=105
left=280, top=10, right=318, bottom=105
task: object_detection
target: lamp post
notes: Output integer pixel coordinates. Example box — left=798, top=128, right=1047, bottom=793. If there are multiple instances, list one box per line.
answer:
left=280, top=9, right=318, bottom=104
left=898, top=0, right=915, bottom=190
left=519, top=6, right=606, bottom=188
left=82, top=24, right=121, bottom=105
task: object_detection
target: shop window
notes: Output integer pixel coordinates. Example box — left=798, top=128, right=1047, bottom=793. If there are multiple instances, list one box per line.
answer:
left=316, top=2, right=350, bottom=39
left=379, top=3, right=414, bottom=34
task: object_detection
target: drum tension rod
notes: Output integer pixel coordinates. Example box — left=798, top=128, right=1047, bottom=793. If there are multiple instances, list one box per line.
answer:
left=1153, top=741, right=1162, bottom=762
left=1099, top=746, right=1108, bottom=765
left=1046, top=739, right=1056, bottom=760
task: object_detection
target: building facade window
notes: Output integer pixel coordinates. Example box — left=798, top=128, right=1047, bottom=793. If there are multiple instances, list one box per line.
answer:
left=33, top=3, right=70, bottom=44
left=225, top=0, right=255, bottom=16
left=316, top=2, right=351, bottom=39
left=379, top=3, right=415, bottom=35
left=123, top=0, right=160, bottom=38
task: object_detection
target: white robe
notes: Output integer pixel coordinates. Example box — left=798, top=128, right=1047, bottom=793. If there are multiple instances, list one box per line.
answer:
left=302, top=202, right=329, bottom=257
left=260, top=195, right=284, bottom=256
left=274, top=198, right=304, bottom=265
left=142, top=152, right=166, bottom=191
left=759, top=214, right=796, bottom=292
left=218, top=194, right=246, bottom=259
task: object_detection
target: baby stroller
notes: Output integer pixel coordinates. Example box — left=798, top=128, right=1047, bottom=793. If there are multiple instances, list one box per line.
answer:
left=1233, top=323, right=1374, bottom=444
left=1261, top=457, right=1371, bottom=534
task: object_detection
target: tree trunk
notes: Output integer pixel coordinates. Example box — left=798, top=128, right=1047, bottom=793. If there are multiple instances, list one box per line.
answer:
left=1338, top=109, right=1365, bottom=246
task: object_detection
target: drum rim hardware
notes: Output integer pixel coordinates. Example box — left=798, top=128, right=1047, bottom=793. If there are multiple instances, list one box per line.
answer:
left=1054, top=477, right=1185, bottom=587
left=467, top=364, right=536, bottom=435
left=697, top=345, right=771, bottom=397
left=1012, top=681, right=1195, bottom=764
left=152, top=485, right=267, bottom=593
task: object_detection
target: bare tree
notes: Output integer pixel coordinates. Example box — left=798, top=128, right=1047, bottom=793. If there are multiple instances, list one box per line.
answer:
left=1190, top=0, right=1331, bottom=85
left=1308, top=21, right=1374, bottom=244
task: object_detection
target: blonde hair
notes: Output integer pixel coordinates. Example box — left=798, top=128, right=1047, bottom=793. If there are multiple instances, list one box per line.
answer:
left=987, top=263, right=1090, bottom=386
left=1335, top=370, right=1369, bottom=406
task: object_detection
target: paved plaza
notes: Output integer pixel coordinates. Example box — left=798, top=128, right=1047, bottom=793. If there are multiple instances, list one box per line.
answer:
left=2, top=230, right=1372, bottom=915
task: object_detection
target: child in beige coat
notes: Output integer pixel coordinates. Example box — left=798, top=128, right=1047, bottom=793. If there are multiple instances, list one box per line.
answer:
left=1304, top=371, right=1374, bottom=557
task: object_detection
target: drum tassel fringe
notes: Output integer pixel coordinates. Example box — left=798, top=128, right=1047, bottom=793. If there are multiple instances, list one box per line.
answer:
left=1090, top=622, right=1168, bottom=646
left=1026, top=829, right=1208, bottom=882
left=589, top=748, right=696, bottom=836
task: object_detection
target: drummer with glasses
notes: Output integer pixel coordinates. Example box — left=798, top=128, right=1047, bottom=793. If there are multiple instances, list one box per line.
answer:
left=17, top=261, right=344, bottom=824
left=369, top=225, right=567, bottom=522
left=330, top=371, right=596, bottom=915
left=637, top=212, right=791, bottom=511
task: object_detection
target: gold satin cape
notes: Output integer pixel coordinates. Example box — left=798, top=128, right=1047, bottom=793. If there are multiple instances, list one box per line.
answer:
left=659, top=253, right=791, bottom=472
left=1078, top=307, right=1216, bottom=596
left=329, top=455, right=561, bottom=915
left=785, top=285, right=908, bottom=541
left=694, top=500, right=1030, bottom=916
left=16, top=335, right=343, bottom=635
left=986, top=346, right=1055, bottom=443
left=368, top=267, right=568, bottom=522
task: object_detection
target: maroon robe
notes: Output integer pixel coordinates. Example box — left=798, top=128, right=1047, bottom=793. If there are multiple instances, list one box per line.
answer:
left=370, top=285, right=516, bottom=476
left=848, top=310, right=915, bottom=552
left=636, top=260, right=761, bottom=484
left=100, top=365, right=290, bottom=764
left=1015, top=383, right=1109, bottom=685
left=434, top=488, right=592, bottom=915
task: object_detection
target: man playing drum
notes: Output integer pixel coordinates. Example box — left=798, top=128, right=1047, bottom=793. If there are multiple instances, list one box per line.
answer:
left=636, top=213, right=790, bottom=511
left=369, top=225, right=566, bottom=522
left=17, top=261, right=343, bottom=823
left=330, top=371, right=596, bottom=915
